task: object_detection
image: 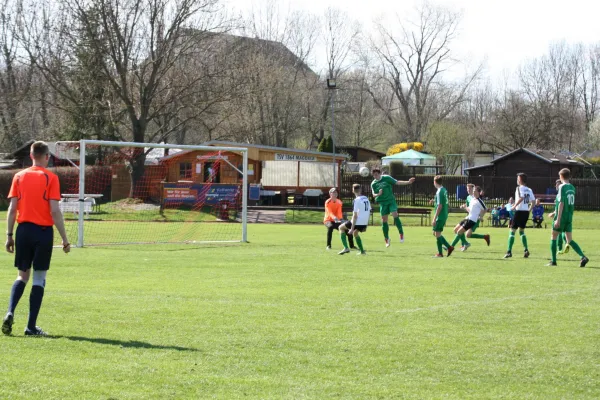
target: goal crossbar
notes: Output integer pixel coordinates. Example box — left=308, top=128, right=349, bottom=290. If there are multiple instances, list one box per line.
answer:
left=70, top=140, right=249, bottom=247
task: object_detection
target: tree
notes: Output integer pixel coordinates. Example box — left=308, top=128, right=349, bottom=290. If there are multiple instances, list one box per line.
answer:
left=0, top=0, right=34, bottom=150
left=369, top=3, right=482, bottom=142
left=425, top=121, right=475, bottom=174
left=21, top=0, right=231, bottom=194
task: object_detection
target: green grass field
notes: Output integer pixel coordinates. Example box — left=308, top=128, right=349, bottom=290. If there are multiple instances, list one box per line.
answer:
left=1, top=215, right=599, bottom=399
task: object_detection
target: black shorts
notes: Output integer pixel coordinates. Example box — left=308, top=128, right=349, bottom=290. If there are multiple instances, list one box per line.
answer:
left=325, top=221, right=344, bottom=230
left=459, top=219, right=477, bottom=231
left=15, top=223, right=54, bottom=271
left=342, top=220, right=367, bottom=232
left=511, top=211, right=530, bottom=230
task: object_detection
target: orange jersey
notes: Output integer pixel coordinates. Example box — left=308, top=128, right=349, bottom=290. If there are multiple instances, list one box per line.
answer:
left=324, top=198, right=343, bottom=224
left=8, top=166, right=61, bottom=227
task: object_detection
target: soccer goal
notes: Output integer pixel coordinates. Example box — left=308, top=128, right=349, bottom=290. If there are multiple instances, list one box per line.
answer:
left=52, top=140, right=248, bottom=247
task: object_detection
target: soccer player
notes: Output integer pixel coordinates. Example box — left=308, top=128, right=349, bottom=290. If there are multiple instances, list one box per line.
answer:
left=338, top=184, right=370, bottom=255
left=432, top=176, right=453, bottom=257
left=449, top=183, right=491, bottom=251
left=504, top=173, right=534, bottom=259
left=323, top=188, right=354, bottom=250
left=2, top=141, right=70, bottom=337
left=448, top=186, right=490, bottom=257
left=370, top=168, right=415, bottom=247
left=548, top=179, right=566, bottom=253
left=548, top=169, right=589, bottom=267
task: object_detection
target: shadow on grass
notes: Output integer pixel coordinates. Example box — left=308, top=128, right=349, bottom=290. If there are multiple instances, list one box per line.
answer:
left=54, top=335, right=200, bottom=351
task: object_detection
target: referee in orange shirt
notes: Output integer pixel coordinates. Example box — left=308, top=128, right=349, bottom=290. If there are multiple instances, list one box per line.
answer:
left=2, top=141, right=70, bottom=336
left=324, top=188, right=354, bottom=250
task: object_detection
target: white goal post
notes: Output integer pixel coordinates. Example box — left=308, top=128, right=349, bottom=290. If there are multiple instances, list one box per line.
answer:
left=54, top=140, right=249, bottom=247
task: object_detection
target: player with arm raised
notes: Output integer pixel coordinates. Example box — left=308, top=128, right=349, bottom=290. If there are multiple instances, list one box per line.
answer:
left=370, top=168, right=415, bottom=247
left=447, top=186, right=490, bottom=257
left=504, top=173, right=534, bottom=259
left=2, top=141, right=70, bottom=337
left=338, top=184, right=370, bottom=256
left=548, top=169, right=589, bottom=267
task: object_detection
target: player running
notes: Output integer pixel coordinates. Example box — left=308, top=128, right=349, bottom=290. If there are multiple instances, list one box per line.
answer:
left=448, top=186, right=490, bottom=257
left=370, top=168, right=415, bottom=247
left=432, top=176, right=453, bottom=258
left=2, top=141, right=70, bottom=337
left=548, top=169, right=589, bottom=267
left=504, top=173, right=534, bottom=259
left=338, top=184, right=371, bottom=256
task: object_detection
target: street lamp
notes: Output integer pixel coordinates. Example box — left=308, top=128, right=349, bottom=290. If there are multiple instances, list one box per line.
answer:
left=327, top=78, right=337, bottom=186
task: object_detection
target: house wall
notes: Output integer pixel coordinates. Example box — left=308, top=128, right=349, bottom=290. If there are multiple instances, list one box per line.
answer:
left=493, top=153, right=551, bottom=176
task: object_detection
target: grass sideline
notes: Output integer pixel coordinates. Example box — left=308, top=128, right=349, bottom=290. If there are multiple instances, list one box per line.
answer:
left=0, top=222, right=599, bottom=398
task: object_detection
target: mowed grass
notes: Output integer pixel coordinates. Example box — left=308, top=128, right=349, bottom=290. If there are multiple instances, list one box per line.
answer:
left=0, top=217, right=599, bottom=398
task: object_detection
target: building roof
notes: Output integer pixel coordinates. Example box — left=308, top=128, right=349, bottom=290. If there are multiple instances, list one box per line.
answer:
left=8, top=140, right=80, bottom=160
left=382, top=149, right=436, bottom=160
left=464, top=163, right=493, bottom=171
left=336, top=146, right=386, bottom=157
left=488, top=148, right=583, bottom=165
left=157, top=141, right=349, bottom=163
left=202, top=140, right=349, bottom=159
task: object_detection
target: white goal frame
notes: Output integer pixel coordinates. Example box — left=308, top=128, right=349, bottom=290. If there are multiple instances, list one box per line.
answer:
left=68, top=140, right=248, bottom=247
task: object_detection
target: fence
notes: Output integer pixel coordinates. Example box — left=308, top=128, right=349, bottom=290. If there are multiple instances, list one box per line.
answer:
left=341, top=172, right=600, bottom=211
left=261, top=161, right=338, bottom=187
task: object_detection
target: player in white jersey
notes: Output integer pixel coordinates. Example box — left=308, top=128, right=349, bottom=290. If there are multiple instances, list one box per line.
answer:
left=447, top=186, right=490, bottom=257
left=339, top=184, right=370, bottom=255
left=504, top=173, right=535, bottom=259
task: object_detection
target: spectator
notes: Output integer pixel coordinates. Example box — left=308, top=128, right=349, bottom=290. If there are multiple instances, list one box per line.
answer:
left=498, top=206, right=510, bottom=227
left=505, top=197, right=515, bottom=226
left=532, top=199, right=544, bottom=228
left=491, top=207, right=500, bottom=227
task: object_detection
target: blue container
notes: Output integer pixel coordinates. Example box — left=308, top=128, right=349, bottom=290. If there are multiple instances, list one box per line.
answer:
left=456, top=185, right=468, bottom=200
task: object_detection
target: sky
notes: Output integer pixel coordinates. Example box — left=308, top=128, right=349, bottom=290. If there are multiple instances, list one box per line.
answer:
left=225, top=0, right=600, bottom=83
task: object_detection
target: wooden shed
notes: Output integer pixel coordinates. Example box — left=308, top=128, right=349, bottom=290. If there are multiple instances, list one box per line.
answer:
left=465, top=148, right=583, bottom=178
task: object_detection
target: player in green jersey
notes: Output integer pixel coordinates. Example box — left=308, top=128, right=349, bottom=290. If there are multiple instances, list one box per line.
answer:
left=547, top=179, right=567, bottom=254
left=548, top=169, right=589, bottom=267
left=432, top=176, right=454, bottom=257
left=370, top=168, right=415, bottom=247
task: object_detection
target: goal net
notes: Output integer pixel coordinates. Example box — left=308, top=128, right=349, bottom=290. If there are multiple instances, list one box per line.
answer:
left=52, top=140, right=248, bottom=246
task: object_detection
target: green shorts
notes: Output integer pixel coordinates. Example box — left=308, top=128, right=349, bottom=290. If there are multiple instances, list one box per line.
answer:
left=553, top=218, right=573, bottom=233
left=433, top=217, right=447, bottom=232
left=379, top=201, right=398, bottom=217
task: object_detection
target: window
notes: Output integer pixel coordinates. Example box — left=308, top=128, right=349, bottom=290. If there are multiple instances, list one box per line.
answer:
left=179, top=162, right=192, bottom=179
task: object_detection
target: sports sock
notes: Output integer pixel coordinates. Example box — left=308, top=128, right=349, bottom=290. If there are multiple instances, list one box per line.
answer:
left=551, top=239, right=557, bottom=263
left=436, top=237, right=443, bottom=254
left=340, top=233, right=348, bottom=249
left=355, top=236, right=364, bottom=252
left=347, top=234, right=355, bottom=248
left=382, top=222, right=390, bottom=240
left=451, top=234, right=466, bottom=247
left=557, top=233, right=563, bottom=251
left=440, top=236, right=451, bottom=249
left=507, top=232, right=515, bottom=252
left=394, top=217, right=403, bottom=235
left=8, top=280, right=27, bottom=315
left=27, top=285, right=44, bottom=331
left=470, top=233, right=486, bottom=239
left=569, top=240, right=585, bottom=258
left=520, top=231, right=528, bottom=251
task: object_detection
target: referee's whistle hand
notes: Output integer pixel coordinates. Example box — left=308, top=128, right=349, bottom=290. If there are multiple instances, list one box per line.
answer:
left=5, top=238, right=14, bottom=254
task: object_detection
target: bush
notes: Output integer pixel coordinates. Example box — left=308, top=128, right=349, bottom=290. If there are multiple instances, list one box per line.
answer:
left=386, top=142, right=424, bottom=156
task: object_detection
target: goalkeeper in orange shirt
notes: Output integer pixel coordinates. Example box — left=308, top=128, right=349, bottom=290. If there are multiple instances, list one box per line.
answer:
left=324, top=188, right=354, bottom=250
